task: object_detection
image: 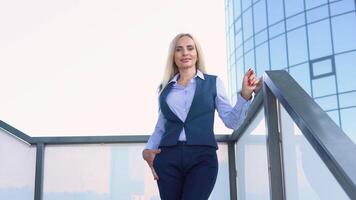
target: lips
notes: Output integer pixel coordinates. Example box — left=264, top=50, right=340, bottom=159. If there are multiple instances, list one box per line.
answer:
left=181, top=58, right=191, bottom=63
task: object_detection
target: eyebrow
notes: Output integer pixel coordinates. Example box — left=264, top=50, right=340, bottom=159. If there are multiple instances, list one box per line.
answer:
left=175, top=45, right=195, bottom=48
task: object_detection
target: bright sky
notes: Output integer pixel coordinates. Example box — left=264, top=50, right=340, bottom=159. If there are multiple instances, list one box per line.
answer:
left=0, top=0, right=232, bottom=136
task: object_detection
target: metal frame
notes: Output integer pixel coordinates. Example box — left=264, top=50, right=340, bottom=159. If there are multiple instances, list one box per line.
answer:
left=2, top=70, right=356, bottom=199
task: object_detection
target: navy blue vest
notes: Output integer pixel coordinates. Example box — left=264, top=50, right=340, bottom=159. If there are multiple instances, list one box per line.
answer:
left=159, top=74, right=217, bottom=148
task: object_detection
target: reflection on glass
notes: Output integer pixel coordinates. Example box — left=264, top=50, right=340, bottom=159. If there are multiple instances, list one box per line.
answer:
left=306, top=5, right=329, bottom=23
left=290, top=63, right=312, bottom=95
left=308, top=19, right=332, bottom=60
left=253, top=0, right=267, bottom=33
left=42, top=143, right=230, bottom=200
left=330, top=0, right=355, bottom=16
left=335, top=51, right=356, bottom=93
left=270, top=35, right=287, bottom=70
left=332, top=13, right=356, bottom=53
left=285, top=0, right=304, bottom=17
left=280, top=104, right=350, bottom=200
left=243, top=8, right=253, bottom=40
left=236, top=108, right=270, bottom=200
left=287, top=27, right=308, bottom=66
left=312, top=75, right=337, bottom=97
left=0, top=129, right=36, bottom=200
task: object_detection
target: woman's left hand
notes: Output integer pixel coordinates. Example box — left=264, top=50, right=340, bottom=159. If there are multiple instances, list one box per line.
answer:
left=241, top=68, right=262, bottom=100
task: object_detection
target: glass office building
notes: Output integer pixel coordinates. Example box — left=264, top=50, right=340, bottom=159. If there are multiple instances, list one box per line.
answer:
left=225, top=0, right=356, bottom=143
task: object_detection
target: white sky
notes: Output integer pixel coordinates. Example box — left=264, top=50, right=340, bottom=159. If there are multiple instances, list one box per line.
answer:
left=0, top=0, right=232, bottom=136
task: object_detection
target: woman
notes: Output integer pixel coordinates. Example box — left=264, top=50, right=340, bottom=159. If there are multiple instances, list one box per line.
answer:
left=142, top=33, right=260, bottom=200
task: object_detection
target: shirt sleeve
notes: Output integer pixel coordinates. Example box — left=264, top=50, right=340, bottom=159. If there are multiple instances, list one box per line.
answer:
left=215, top=77, right=251, bottom=130
left=144, top=110, right=166, bottom=150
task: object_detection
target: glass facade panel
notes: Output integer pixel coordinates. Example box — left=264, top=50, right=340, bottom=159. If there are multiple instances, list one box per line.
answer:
left=244, top=50, right=255, bottom=70
left=311, top=58, right=333, bottom=77
left=235, top=30, right=243, bottom=48
left=287, top=27, right=308, bottom=65
left=236, top=108, right=270, bottom=200
left=231, top=64, right=237, bottom=95
left=243, top=8, right=254, bottom=40
left=285, top=0, right=304, bottom=17
left=255, top=29, right=267, bottom=46
left=335, top=51, right=356, bottom=93
left=253, top=0, right=267, bottom=33
left=340, top=107, right=356, bottom=143
left=286, top=12, right=305, bottom=31
left=244, top=38, right=254, bottom=53
left=267, top=0, right=284, bottom=25
left=330, top=0, right=355, bottom=16
left=306, top=5, right=329, bottom=23
left=255, top=42, right=270, bottom=77
left=332, top=12, right=356, bottom=53
left=315, top=95, right=338, bottom=110
left=270, top=35, right=287, bottom=70
left=235, top=18, right=242, bottom=33
left=233, top=0, right=241, bottom=20
left=280, top=105, right=350, bottom=200
left=236, top=45, right=243, bottom=60
left=290, top=63, right=312, bottom=95
left=305, top=0, right=328, bottom=9
left=269, top=21, right=285, bottom=38
left=312, top=75, right=336, bottom=97
left=0, top=129, right=36, bottom=200
left=242, top=0, right=251, bottom=11
left=42, top=143, right=230, bottom=200
left=339, top=91, right=356, bottom=108
left=308, top=19, right=333, bottom=60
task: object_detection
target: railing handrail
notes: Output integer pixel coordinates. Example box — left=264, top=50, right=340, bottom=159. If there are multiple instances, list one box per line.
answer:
left=264, top=70, right=356, bottom=199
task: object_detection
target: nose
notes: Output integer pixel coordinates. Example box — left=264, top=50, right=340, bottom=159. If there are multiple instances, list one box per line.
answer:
left=182, top=48, right=188, bottom=55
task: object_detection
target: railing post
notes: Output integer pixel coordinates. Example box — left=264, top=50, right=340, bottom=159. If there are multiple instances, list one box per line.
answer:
left=263, top=82, right=286, bottom=200
left=34, top=143, right=44, bottom=200
left=228, top=141, right=238, bottom=200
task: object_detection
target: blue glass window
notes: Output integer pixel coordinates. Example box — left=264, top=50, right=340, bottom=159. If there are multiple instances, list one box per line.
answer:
left=307, top=5, right=329, bottom=23
left=242, top=0, right=251, bottom=12
left=340, top=107, right=356, bottom=144
left=228, top=0, right=234, bottom=25
left=233, top=0, right=242, bottom=20
left=305, top=0, right=328, bottom=9
left=269, top=21, right=285, bottom=39
left=308, top=19, right=332, bottom=59
left=255, top=43, right=270, bottom=77
left=286, top=13, right=305, bottom=31
left=267, top=0, right=285, bottom=25
left=235, top=31, right=243, bottom=48
left=244, top=50, right=255, bottom=71
left=330, top=0, right=355, bottom=16
left=235, top=18, right=242, bottom=33
left=287, top=27, right=308, bottom=66
left=229, top=27, right=235, bottom=53
left=311, top=57, right=334, bottom=78
left=335, top=51, right=356, bottom=93
left=253, top=0, right=267, bottom=33
left=243, top=8, right=253, bottom=40
left=332, top=13, right=356, bottom=53
left=285, top=0, right=304, bottom=17
left=236, top=59, right=244, bottom=89
left=230, top=64, right=237, bottom=95
left=270, top=35, right=287, bottom=70
left=236, top=46, right=243, bottom=61
left=290, top=63, right=312, bottom=95
left=244, top=38, right=254, bottom=53
left=255, top=29, right=268, bottom=46
left=339, top=92, right=356, bottom=108
left=315, top=95, right=338, bottom=110
left=312, top=75, right=336, bottom=97
left=326, top=110, right=340, bottom=127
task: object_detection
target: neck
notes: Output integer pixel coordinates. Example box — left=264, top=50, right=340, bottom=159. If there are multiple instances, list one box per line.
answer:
left=178, top=67, right=197, bottom=82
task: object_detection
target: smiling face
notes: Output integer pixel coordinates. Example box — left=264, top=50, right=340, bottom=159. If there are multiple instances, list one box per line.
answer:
left=174, top=36, right=198, bottom=70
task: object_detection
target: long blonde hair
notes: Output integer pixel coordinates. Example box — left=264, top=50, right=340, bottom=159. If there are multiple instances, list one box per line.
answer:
left=159, top=33, right=207, bottom=92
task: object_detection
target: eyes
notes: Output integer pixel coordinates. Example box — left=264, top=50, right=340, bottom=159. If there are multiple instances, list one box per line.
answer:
left=175, top=45, right=195, bottom=52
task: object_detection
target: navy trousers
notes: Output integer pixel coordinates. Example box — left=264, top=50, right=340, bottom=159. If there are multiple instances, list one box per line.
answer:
left=153, top=142, right=218, bottom=200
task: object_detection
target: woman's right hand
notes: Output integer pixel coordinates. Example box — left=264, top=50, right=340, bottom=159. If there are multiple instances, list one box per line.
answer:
left=142, top=149, right=161, bottom=180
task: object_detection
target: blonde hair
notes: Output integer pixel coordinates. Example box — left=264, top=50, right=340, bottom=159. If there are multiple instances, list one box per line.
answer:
left=159, top=33, right=207, bottom=92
